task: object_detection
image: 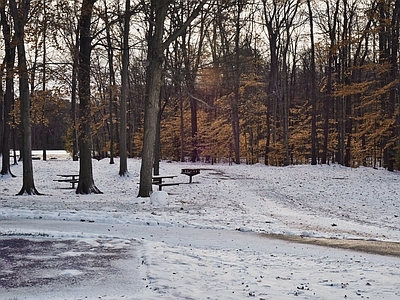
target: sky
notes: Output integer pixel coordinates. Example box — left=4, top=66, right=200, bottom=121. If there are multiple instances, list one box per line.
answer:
left=1, top=151, right=400, bottom=299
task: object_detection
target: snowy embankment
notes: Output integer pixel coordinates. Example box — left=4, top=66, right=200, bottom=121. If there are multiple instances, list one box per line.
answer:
left=1, top=155, right=399, bottom=299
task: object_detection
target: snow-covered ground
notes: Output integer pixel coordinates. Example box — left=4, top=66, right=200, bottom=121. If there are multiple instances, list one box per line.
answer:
left=1, top=153, right=400, bottom=299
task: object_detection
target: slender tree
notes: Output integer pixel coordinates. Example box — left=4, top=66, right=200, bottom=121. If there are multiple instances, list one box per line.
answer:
left=386, top=0, right=400, bottom=170
left=1, top=0, right=16, bottom=177
left=119, top=0, right=130, bottom=176
left=10, top=0, right=41, bottom=194
left=103, top=0, right=116, bottom=165
left=307, top=0, right=318, bottom=165
left=320, top=0, right=340, bottom=165
left=231, top=0, right=244, bottom=164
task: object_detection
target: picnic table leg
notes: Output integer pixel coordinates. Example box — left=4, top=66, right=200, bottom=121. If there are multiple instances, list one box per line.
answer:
left=189, top=175, right=193, bottom=183
left=72, top=176, right=77, bottom=189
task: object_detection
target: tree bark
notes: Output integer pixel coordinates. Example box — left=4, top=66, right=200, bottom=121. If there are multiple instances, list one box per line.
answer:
left=10, top=0, right=41, bottom=195
left=138, top=0, right=207, bottom=197
left=104, top=0, right=115, bottom=165
left=138, top=0, right=167, bottom=197
left=1, top=1, right=15, bottom=177
left=231, top=0, right=242, bottom=164
left=76, top=0, right=102, bottom=194
left=307, top=0, right=318, bottom=165
left=119, top=0, right=130, bottom=176
left=387, top=0, right=400, bottom=171
left=71, top=30, right=79, bottom=161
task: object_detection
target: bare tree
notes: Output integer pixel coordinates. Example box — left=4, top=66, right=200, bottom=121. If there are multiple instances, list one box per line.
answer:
left=262, top=0, right=300, bottom=165
left=138, top=0, right=208, bottom=197
left=319, top=0, right=340, bottom=165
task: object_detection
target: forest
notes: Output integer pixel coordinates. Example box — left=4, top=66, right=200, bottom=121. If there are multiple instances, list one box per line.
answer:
left=0, top=0, right=399, bottom=196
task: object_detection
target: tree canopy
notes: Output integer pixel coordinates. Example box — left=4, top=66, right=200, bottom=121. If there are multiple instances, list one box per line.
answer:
left=1, top=0, right=400, bottom=195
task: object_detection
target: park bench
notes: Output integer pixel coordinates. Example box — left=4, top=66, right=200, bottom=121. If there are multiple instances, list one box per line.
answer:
left=155, top=182, right=180, bottom=191
left=181, top=168, right=200, bottom=183
left=152, top=175, right=179, bottom=191
left=54, top=174, right=79, bottom=189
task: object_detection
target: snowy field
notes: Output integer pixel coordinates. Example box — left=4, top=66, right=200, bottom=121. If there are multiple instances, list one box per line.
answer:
left=1, top=152, right=400, bottom=299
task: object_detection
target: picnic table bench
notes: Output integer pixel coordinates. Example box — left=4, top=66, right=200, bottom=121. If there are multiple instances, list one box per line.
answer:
left=152, top=175, right=179, bottom=191
left=54, top=174, right=79, bottom=189
left=181, top=168, right=200, bottom=183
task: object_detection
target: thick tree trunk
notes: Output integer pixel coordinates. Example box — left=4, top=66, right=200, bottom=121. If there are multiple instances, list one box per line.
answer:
left=138, top=0, right=168, bottom=197
left=138, top=57, right=163, bottom=196
left=76, top=0, right=101, bottom=194
left=138, top=0, right=206, bottom=197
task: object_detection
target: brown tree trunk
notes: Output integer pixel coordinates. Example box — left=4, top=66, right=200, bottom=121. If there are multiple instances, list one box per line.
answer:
left=308, top=0, right=318, bottom=165
left=385, top=0, right=400, bottom=171
left=10, top=0, right=41, bottom=195
left=104, top=0, right=115, bottom=165
left=119, top=0, right=130, bottom=176
left=71, top=30, right=79, bottom=161
left=231, top=1, right=241, bottom=164
left=1, top=2, right=15, bottom=177
left=138, top=0, right=168, bottom=197
left=76, top=0, right=102, bottom=194
left=321, top=0, right=339, bottom=165
left=138, top=0, right=207, bottom=197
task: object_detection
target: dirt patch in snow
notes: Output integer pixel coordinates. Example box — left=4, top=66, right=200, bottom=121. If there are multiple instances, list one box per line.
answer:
left=264, top=233, right=400, bottom=257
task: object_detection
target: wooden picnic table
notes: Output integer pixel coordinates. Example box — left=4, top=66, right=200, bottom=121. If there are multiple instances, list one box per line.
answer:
left=152, top=175, right=177, bottom=184
left=54, top=174, right=79, bottom=189
left=152, top=175, right=179, bottom=191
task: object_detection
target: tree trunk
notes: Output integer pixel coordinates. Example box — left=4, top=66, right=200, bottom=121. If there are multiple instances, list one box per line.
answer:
left=307, top=0, right=318, bottom=165
left=1, top=2, right=15, bottom=177
left=180, top=6, right=205, bottom=163
left=229, top=0, right=243, bottom=165
left=153, top=105, right=162, bottom=176
left=104, top=0, right=115, bottom=165
left=41, top=0, right=47, bottom=162
left=138, top=0, right=168, bottom=197
left=119, top=0, right=130, bottom=176
left=265, top=104, right=271, bottom=165
left=180, top=97, right=185, bottom=162
left=322, top=0, right=339, bottom=165
left=387, top=0, right=400, bottom=171
left=10, top=0, right=41, bottom=195
left=76, top=0, right=102, bottom=194
left=71, top=30, right=79, bottom=161
left=138, top=0, right=207, bottom=197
